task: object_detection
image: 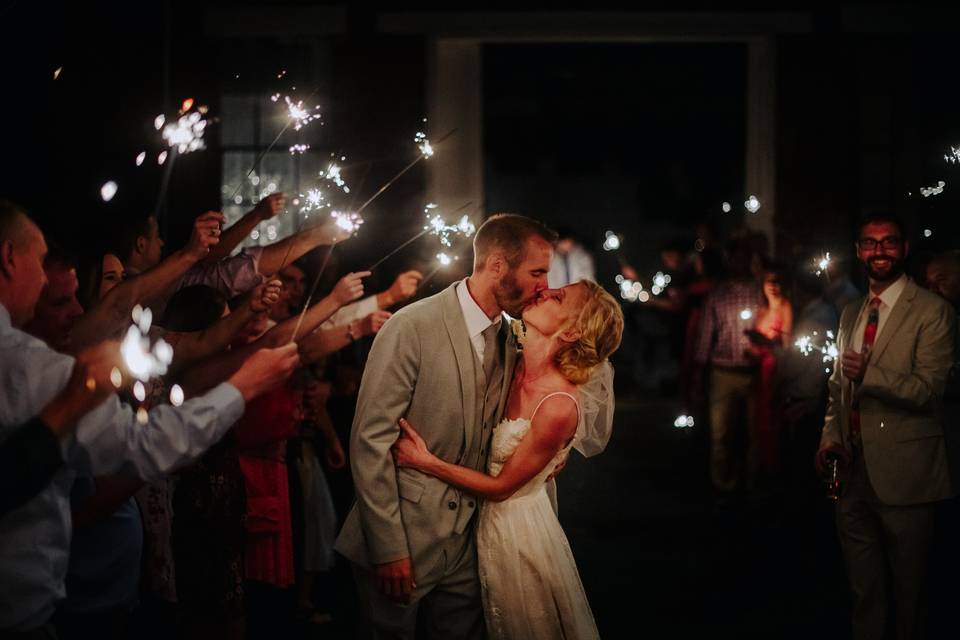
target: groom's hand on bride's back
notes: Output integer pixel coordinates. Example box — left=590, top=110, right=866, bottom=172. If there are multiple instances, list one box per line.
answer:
left=375, top=557, right=415, bottom=604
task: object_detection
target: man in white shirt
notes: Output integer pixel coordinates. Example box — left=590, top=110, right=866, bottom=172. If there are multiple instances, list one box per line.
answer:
left=816, top=213, right=955, bottom=640
left=0, top=200, right=300, bottom=632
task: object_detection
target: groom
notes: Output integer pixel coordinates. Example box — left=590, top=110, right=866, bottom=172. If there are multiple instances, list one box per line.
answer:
left=335, top=213, right=556, bottom=638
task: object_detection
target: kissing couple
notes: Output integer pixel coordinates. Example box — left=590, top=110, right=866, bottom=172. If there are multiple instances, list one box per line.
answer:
left=335, top=213, right=624, bottom=639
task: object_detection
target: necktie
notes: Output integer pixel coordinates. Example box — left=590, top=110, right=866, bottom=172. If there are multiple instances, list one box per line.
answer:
left=850, top=297, right=881, bottom=452
left=481, top=323, right=502, bottom=432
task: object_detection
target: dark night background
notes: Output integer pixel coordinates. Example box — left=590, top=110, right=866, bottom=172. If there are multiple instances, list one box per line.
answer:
left=3, top=2, right=960, bottom=638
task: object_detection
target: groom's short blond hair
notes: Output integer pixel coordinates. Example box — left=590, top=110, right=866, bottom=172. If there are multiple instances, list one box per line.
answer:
left=473, top=213, right=557, bottom=273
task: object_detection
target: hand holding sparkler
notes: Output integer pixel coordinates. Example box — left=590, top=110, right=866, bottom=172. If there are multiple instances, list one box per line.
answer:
left=249, top=280, right=283, bottom=314
left=252, top=193, right=286, bottom=222
left=379, top=270, right=423, bottom=308
left=331, top=271, right=372, bottom=306
left=185, top=212, right=225, bottom=261
left=840, top=349, right=867, bottom=383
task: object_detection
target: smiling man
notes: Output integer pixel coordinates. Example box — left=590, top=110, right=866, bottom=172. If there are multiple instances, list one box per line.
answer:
left=816, top=213, right=956, bottom=640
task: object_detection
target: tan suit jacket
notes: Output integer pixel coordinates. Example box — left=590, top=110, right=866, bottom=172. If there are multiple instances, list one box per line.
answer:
left=335, top=283, right=516, bottom=585
left=820, top=278, right=956, bottom=505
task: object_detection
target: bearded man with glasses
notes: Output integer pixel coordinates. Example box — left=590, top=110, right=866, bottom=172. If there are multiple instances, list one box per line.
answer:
left=815, top=213, right=956, bottom=640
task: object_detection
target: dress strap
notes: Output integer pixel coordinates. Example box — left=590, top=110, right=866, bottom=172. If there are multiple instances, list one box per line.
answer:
left=531, top=391, right=580, bottom=423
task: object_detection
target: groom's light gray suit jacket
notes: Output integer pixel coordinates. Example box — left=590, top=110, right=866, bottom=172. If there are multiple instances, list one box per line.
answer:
left=335, top=283, right=516, bottom=582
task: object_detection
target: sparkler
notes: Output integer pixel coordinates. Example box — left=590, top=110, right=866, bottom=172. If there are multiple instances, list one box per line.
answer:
left=920, top=180, right=945, bottom=197
left=945, top=145, right=960, bottom=164
left=721, top=202, right=732, bottom=213
left=367, top=201, right=476, bottom=271
left=615, top=275, right=649, bottom=303
left=289, top=144, right=310, bottom=155
left=419, top=251, right=461, bottom=289
left=650, top=271, right=671, bottom=296
left=100, top=181, right=118, bottom=203
left=120, top=305, right=174, bottom=382
left=602, top=231, right=621, bottom=251
left=289, top=211, right=364, bottom=342
left=814, top=252, right=831, bottom=277
left=229, top=90, right=322, bottom=202
left=135, top=152, right=146, bottom=166
left=744, top=195, right=761, bottom=214
left=354, top=127, right=458, bottom=215
left=794, top=330, right=839, bottom=372
left=924, top=229, right=933, bottom=238
left=740, top=308, right=753, bottom=320
left=53, top=66, right=62, bottom=80
left=673, top=415, right=695, bottom=429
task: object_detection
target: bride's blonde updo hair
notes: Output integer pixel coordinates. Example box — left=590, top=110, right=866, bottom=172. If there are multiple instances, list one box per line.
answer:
left=555, top=280, right=624, bottom=385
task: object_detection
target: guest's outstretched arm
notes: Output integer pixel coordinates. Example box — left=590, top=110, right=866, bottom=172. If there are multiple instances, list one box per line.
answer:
left=70, top=212, right=222, bottom=351
left=165, top=280, right=281, bottom=373
left=200, top=194, right=284, bottom=266
left=392, top=395, right=578, bottom=502
left=256, top=219, right=353, bottom=277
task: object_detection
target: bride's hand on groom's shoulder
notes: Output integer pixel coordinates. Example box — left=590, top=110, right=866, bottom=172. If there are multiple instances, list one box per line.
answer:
left=391, top=418, right=432, bottom=469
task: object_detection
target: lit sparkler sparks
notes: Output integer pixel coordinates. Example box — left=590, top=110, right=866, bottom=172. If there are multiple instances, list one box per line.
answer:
left=650, top=271, right=672, bottom=296
left=330, top=210, right=364, bottom=235
left=436, top=252, right=453, bottom=266
left=740, top=308, right=753, bottom=320
left=721, top=202, right=732, bottom=213
left=795, top=330, right=839, bottom=371
left=945, top=145, right=960, bottom=164
left=744, top=195, right=761, bottom=214
left=321, top=163, right=350, bottom=193
left=289, top=144, right=310, bottom=155
left=615, top=275, right=650, bottom=303
left=415, top=131, right=434, bottom=157
left=920, top=180, right=945, bottom=197
left=53, top=66, right=62, bottom=80
left=121, top=305, right=174, bottom=382
left=284, top=96, right=321, bottom=131
left=814, top=252, right=831, bottom=277
left=602, top=231, right=621, bottom=251
left=161, top=110, right=207, bottom=154
left=673, top=415, right=695, bottom=429
left=135, top=152, right=146, bottom=166
left=100, top=181, right=118, bottom=203
left=423, top=204, right=477, bottom=247
left=157, top=151, right=168, bottom=165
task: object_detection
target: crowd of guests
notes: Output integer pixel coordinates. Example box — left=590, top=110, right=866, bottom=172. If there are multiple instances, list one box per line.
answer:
left=0, top=194, right=423, bottom=639
left=2, top=191, right=958, bottom=640
left=622, top=214, right=958, bottom=639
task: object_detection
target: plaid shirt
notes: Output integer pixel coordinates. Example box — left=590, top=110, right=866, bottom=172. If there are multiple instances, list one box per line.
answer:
left=694, top=278, right=765, bottom=368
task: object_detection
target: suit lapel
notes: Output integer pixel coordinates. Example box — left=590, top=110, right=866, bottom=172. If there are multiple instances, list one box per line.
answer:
left=441, top=284, right=479, bottom=457
left=867, top=280, right=916, bottom=365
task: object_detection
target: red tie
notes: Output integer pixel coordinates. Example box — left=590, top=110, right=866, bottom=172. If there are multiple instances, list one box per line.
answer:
left=850, top=297, right=881, bottom=451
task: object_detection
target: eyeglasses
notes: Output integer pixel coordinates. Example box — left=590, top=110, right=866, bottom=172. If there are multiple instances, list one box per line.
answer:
left=857, top=236, right=901, bottom=251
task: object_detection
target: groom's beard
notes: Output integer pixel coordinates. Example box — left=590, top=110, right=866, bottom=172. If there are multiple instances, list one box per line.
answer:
left=494, top=271, right=528, bottom=318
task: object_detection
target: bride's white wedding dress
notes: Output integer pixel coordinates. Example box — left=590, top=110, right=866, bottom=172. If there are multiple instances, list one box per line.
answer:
left=476, top=392, right=600, bottom=640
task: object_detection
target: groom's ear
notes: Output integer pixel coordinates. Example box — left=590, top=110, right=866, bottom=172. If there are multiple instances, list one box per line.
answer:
left=486, top=251, right=506, bottom=279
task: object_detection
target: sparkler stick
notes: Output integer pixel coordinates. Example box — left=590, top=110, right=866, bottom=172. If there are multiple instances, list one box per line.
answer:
left=289, top=212, right=364, bottom=342
left=367, top=201, right=474, bottom=271
left=290, top=242, right=337, bottom=343
left=354, top=128, right=458, bottom=215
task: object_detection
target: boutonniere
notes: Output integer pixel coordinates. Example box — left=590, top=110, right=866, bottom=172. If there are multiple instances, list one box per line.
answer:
left=509, top=318, right=526, bottom=351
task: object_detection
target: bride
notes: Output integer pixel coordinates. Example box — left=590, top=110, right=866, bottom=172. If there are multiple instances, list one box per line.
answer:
left=392, top=279, right=623, bottom=639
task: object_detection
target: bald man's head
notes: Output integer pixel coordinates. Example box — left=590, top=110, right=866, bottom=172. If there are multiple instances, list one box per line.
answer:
left=0, top=200, right=49, bottom=327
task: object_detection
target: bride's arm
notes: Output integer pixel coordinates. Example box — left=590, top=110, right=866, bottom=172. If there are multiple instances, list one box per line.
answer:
left=393, top=397, right=578, bottom=502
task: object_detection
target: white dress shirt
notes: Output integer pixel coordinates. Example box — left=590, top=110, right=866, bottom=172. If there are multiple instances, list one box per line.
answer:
left=456, top=279, right=501, bottom=361
left=851, top=274, right=908, bottom=352
left=0, top=303, right=245, bottom=630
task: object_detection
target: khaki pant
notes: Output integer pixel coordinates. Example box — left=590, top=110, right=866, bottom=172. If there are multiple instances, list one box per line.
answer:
left=351, top=529, right=484, bottom=640
left=837, top=454, right=936, bottom=640
left=708, top=367, right=757, bottom=493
